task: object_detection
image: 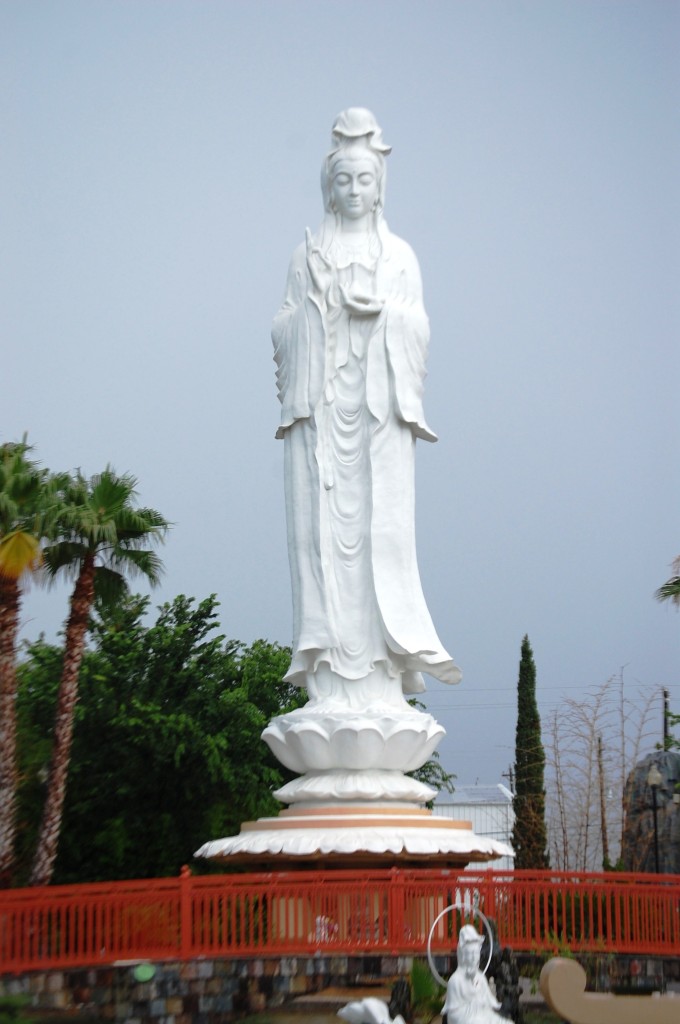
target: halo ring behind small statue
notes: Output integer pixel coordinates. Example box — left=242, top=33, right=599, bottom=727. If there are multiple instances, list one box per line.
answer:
left=427, top=904, right=493, bottom=986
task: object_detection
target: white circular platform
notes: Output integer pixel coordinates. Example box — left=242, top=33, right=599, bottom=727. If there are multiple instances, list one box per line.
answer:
left=195, top=805, right=514, bottom=865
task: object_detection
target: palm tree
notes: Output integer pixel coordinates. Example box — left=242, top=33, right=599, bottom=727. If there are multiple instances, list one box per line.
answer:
left=29, top=468, right=168, bottom=886
left=0, top=439, right=54, bottom=882
left=655, top=556, right=680, bottom=609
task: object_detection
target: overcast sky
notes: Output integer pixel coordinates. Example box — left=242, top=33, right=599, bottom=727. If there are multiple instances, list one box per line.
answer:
left=3, top=0, right=679, bottom=790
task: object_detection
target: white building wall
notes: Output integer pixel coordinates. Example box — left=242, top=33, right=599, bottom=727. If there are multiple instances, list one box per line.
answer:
left=433, top=784, right=515, bottom=870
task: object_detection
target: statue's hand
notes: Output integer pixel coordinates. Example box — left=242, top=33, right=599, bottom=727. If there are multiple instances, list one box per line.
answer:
left=305, top=228, right=332, bottom=297
left=339, top=284, right=384, bottom=317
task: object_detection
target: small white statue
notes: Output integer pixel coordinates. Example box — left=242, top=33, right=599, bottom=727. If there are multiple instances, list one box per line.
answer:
left=338, top=996, right=405, bottom=1024
left=273, top=108, right=461, bottom=711
left=442, top=925, right=508, bottom=1023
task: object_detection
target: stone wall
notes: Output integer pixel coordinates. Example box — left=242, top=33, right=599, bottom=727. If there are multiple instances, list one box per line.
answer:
left=2, top=952, right=677, bottom=1022
left=0, top=954, right=415, bottom=1022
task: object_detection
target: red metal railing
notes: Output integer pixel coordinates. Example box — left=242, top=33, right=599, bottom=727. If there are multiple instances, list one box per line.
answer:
left=1, top=868, right=678, bottom=974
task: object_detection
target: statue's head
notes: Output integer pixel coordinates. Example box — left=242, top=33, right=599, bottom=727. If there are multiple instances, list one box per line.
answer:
left=457, top=924, right=484, bottom=972
left=321, top=108, right=391, bottom=217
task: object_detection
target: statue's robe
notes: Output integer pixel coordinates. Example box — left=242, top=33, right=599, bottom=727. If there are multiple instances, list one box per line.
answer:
left=443, top=967, right=506, bottom=1024
left=272, top=226, right=461, bottom=697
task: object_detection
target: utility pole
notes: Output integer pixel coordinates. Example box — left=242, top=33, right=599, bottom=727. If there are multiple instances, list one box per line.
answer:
left=597, top=735, right=610, bottom=868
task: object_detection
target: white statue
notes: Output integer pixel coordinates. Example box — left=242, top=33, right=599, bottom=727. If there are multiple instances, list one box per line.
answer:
left=442, top=925, right=507, bottom=1024
left=194, top=111, right=517, bottom=858
left=273, top=108, right=461, bottom=711
left=338, top=997, right=405, bottom=1024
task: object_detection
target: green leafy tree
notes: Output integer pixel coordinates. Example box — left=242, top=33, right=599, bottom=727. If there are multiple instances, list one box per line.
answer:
left=29, top=469, right=168, bottom=886
left=407, top=698, right=456, bottom=803
left=410, top=751, right=455, bottom=802
left=0, top=439, right=58, bottom=881
left=17, top=594, right=305, bottom=883
left=511, top=634, right=549, bottom=869
left=656, top=556, right=680, bottom=608
left=16, top=592, right=456, bottom=884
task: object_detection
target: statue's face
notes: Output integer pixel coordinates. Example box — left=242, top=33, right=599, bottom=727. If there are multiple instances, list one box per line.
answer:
left=329, top=156, right=380, bottom=220
left=459, top=941, right=481, bottom=971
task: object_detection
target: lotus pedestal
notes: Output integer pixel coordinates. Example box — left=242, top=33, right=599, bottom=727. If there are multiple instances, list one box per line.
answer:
left=195, top=704, right=513, bottom=868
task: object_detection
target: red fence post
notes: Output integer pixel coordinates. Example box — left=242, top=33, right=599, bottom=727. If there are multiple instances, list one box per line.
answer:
left=389, top=867, right=403, bottom=954
left=179, top=865, right=192, bottom=959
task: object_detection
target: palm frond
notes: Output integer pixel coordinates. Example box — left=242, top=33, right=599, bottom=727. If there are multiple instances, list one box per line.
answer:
left=44, top=465, right=168, bottom=587
left=0, top=531, right=42, bottom=581
left=93, top=566, right=128, bottom=607
left=0, top=438, right=53, bottom=540
left=655, top=556, right=680, bottom=608
left=108, top=547, right=165, bottom=584
left=89, top=468, right=138, bottom=512
left=655, top=576, right=680, bottom=608
left=42, top=542, right=89, bottom=581
left=114, top=506, right=169, bottom=542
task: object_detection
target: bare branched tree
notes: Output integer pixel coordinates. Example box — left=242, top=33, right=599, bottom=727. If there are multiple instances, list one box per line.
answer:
left=545, top=672, right=659, bottom=870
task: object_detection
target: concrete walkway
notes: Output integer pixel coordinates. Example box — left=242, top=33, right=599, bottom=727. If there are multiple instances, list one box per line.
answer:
left=292, top=986, right=392, bottom=1011
left=290, top=981, right=549, bottom=1014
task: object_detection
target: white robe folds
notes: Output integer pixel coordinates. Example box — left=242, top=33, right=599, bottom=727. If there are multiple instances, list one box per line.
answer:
left=443, top=967, right=506, bottom=1024
left=272, top=226, right=461, bottom=704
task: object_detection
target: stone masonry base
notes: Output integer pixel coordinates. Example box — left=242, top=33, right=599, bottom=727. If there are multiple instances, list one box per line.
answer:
left=0, top=955, right=416, bottom=1023
left=1, top=953, right=677, bottom=1022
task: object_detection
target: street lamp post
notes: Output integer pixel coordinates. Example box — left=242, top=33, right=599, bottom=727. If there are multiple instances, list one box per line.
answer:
left=647, top=764, right=662, bottom=874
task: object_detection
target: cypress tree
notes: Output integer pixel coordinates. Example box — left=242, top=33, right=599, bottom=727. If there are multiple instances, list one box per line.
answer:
left=511, top=634, right=549, bottom=868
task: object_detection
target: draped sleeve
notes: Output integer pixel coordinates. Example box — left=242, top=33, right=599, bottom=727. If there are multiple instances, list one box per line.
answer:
left=382, top=238, right=438, bottom=443
left=272, top=242, right=324, bottom=437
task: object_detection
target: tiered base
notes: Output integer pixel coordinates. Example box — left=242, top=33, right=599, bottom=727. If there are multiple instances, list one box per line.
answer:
left=195, top=703, right=514, bottom=869
left=194, top=803, right=513, bottom=868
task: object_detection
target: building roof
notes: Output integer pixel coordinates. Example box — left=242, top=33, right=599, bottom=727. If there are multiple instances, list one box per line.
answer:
left=434, top=783, right=513, bottom=806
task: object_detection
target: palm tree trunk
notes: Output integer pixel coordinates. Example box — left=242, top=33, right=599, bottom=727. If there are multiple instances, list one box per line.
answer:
left=29, top=555, right=96, bottom=886
left=0, top=578, right=20, bottom=884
